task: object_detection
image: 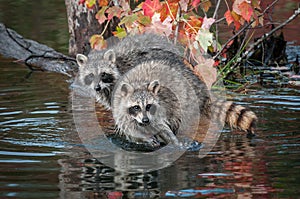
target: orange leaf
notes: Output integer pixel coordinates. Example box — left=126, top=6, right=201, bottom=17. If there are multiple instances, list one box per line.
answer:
left=224, top=10, right=234, bottom=25
left=142, top=0, right=162, bottom=18
left=231, top=11, right=242, bottom=30
left=90, top=35, right=107, bottom=50
left=200, top=0, right=212, bottom=13
left=160, top=2, right=178, bottom=22
left=98, top=0, right=108, bottom=7
left=185, top=16, right=203, bottom=35
left=238, top=1, right=253, bottom=22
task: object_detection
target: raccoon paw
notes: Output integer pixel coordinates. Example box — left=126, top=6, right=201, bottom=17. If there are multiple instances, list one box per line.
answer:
left=146, top=136, right=161, bottom=148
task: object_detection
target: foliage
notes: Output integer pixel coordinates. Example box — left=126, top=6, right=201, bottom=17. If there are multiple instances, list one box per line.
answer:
left=79, top=0, right=263, bottom=87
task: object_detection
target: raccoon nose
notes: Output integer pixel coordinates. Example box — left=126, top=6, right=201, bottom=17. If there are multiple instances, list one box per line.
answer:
left=94, top=84, right=101, bottom=92
left=142, top=117, right=150, bottom=124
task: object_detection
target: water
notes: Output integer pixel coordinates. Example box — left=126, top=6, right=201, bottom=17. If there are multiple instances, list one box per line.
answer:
left=0, top=1, right=300, bottom=198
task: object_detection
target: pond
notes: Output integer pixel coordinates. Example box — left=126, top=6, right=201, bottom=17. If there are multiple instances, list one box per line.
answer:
left=0, top=0, right=300, bottom=198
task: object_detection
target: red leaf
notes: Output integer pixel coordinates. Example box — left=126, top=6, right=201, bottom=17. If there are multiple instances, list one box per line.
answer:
left=79, top=0, right=86, bottom=5
left=224, top=10, right=234, bottom=25
left=142, top=0, right=162, bottom=18
left=191, top=0, right=201, bottom=8
left=238, top=1, right=253, bottom=22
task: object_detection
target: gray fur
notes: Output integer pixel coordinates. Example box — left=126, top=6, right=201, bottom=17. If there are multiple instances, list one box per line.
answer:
left=75, top=34, right=184, bottom=109
left=112, top=59, right=209, bottom=146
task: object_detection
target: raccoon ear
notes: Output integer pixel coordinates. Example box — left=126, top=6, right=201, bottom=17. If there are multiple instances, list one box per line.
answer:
left=121, top=83, right=134, bottom=97
left=148, top=80, right=160, bottom=95
left=103, top=49, right=116, bottom=63
left=76, top=54, right=88, bottom=67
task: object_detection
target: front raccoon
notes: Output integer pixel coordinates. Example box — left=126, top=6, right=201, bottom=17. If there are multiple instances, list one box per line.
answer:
left=112, top=59, right=208, bottom=146
left=114, top=79, right=179, bottom=147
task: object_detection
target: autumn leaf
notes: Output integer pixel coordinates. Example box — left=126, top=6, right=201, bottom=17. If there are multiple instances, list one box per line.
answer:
left=201, top=16, right=215, bottom=29
left=79, top=0, right=86, bottom=5
left=232, top=0, right=244, bottom=15
left=90, top=35, right=107, bottom=50
left=200, top=0, right=212, bottom=13
left=142, top=0, right=162, bottom=18
left=113, top=27, right=127, bottom=39
left=224, top=10, right=234, bottom=25
left=119, top=14, right=138, bottom=27
left=185, top=16, right=203, bottom=35
left=119, top=0, right=130, bottom=12
left=86, top=0, right=96, bottom=9
left=145, top=13, right=173, bottom=36
left=137, top=14, right=152, bottom=26
left=106, top=6, right=123, bottom=20
left=194, top=58, right=217, bottom=89
left=95, top=6, right=108, bottom=24
left=231, top=11, right=242, bottom=30
left=98, top=0, right=108, bottom=7
left=160, top=2, right=178, bottom=22
left=178, top=0, right=188, bottom=12
left=194, top=28, right=213, bottom=52
left=191, top=0, right=201, bottom=8
left=238, top=1, right=253, bottom=22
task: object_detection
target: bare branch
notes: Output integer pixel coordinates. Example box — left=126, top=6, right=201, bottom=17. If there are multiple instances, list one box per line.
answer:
left=213, top=0, right=281, bottom=59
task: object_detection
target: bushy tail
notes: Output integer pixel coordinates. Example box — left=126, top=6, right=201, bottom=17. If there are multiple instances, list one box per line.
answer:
left=212, top=100, right=257, bottom=135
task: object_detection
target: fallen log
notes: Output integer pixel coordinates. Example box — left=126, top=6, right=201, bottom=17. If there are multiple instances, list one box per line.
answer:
left=0, top=23, right=78, bottom=77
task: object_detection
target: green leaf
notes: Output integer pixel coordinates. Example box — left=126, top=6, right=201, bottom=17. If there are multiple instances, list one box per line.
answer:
left=113, top=26, right=127, bottom=39
left=194, top=28, right=213, bottom=52
left=119, top=14, right=138, bottom=27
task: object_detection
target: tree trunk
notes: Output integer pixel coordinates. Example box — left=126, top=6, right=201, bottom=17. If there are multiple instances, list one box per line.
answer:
left=65, top=0, right=116, bottom=56
left=0, top=1, right=117, bottom=76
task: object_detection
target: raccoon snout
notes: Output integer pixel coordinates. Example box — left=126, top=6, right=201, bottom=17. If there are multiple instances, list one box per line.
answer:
left=94, top=84, right=101, bottom=92
left=142, top=117, right=150, bottom=124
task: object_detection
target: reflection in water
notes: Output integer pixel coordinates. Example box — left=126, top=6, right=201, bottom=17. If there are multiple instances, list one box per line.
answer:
left=0, top=0, right=300, bottom=196
left=1, top=58, right=300, bottom=198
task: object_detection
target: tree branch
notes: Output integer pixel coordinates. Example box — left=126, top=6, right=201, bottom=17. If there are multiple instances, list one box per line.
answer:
left=213, top=0, right=281, bottom=60
left=223, top=6, right=300, bottom=79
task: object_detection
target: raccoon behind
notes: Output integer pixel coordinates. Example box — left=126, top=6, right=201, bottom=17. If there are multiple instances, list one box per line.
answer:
left=75, top=34, right=183, bottom=108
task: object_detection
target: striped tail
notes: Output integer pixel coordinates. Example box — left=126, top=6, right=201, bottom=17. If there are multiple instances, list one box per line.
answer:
left=212, top=100, right=257, bottom=135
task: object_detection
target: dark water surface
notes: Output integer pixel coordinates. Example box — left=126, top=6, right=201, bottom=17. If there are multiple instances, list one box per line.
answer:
left=0, top=1, right=300, bottom=198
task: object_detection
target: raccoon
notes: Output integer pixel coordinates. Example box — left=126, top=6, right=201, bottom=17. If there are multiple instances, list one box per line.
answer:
left=75, top=34, right=183, bottom=108
left=114, top=79, right=180, bottom=147
left=74, top=50, right=120, bottom=108
left=112, top=59, right=211, bottom=146
left=75, top=34, right=257, bottom=136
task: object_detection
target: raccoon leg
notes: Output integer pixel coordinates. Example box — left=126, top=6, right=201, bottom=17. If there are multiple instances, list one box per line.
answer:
left=159, top=130, right=179, bottom=146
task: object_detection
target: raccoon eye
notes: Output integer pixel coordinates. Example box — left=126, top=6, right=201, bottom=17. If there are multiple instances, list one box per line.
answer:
left=133, top=105, right=141, bottom=111
left=100, top=72, right=114, bottom=83
left=84, top=73, right=94, bottom=85
left=146, top=104, right=152, bottom=111
left=128, top=105, right=141, bottom=115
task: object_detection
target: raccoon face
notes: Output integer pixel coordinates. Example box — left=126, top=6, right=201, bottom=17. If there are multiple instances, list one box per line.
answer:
left=76, top=50, right=120, bottom=107
left=121, top=80, right=160, bottom=126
